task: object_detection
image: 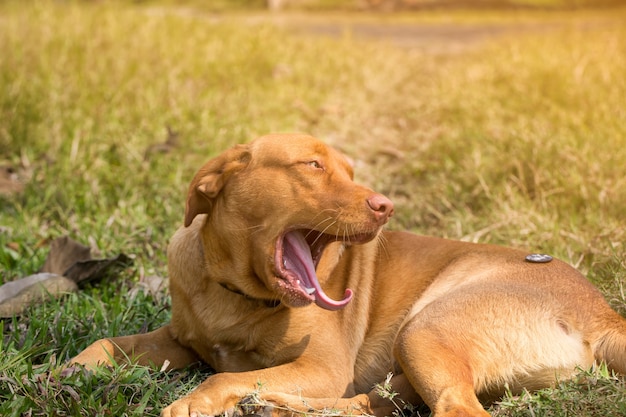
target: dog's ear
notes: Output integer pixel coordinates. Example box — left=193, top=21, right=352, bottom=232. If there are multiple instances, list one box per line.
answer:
left=184, top=144, right=251, bottom=227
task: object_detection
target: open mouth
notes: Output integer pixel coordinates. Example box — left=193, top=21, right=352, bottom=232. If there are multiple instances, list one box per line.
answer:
left=274, top=228, right=377, bottom=310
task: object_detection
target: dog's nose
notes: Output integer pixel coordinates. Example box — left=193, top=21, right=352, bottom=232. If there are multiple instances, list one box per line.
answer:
left=367, top=194, right=394, bottom=222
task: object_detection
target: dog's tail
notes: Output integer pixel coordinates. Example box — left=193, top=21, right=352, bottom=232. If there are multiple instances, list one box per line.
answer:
left=594, top=310, right=626, bottom=375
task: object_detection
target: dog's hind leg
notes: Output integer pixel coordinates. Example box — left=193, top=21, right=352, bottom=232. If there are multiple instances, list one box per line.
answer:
left=393, top=288, right=598, bottom=417
left=394, top=323, right=490, bottom=417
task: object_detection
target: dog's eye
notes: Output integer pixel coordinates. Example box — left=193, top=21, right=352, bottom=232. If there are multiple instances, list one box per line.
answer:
left=306, top=161, right=323, bottom=170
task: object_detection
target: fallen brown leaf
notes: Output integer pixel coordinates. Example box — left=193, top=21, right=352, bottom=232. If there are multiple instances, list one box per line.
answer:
left=0, top=236, right=133, bottom=316
left=63, top=253, right=132, bottom=285
left=40, top=236, right=92, bottom=276
left=0, top=164, right=24, bottom=195
left=144, top=125, right=180, bottom=160
left=40, top=236, right=132, bottom=285
left=128, top=274, right=168, bottom=303
left=0, top=273, right=78, bottom=318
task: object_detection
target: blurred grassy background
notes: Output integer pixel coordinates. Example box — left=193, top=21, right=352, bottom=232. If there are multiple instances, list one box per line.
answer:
left=143, top=0, right=626, bottom=11
left=1, top=0, right=625, bottom=415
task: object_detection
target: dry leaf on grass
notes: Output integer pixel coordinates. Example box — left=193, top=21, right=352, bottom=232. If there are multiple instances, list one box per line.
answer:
left=143, top=125, right=179, bottom=160
left=0, top=273, right=78, bottom=318
left=40, top=236, right=92, bottom=276
left=0, top=164, right=25, bottom=195
left=0, top=236, right=132, bottom=317
left=61, top=254, right=132, bottom=285
left=128, top=274, right=168, bottom=303
left=40, top=236, right=132, bottom=285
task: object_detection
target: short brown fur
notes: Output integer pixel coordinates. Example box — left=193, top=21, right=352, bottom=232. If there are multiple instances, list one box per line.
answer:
left=73, top=134, right=626, bottom=417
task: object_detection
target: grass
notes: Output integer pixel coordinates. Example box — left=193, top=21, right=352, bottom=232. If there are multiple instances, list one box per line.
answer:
left=138, top=0, right=626, bottom=11
left=1, top=1, right=625, bottom=416
left=492, top=365, right=626, bottom=417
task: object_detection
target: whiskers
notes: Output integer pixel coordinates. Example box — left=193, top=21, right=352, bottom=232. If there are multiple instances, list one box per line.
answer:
left=375, top=232, right=390, bottom=258
left=307, top=211, right=385, bottom=247
left=304, top=210, right=340, bottom=246
left=221, top=204, right=384, bottom=247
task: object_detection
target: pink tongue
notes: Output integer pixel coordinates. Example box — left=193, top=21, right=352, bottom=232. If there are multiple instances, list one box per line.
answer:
left=283, top=231, right=353, bottom=311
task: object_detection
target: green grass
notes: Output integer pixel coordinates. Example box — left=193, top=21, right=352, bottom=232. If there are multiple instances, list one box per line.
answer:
left=1, top=1, right=626, bottom=416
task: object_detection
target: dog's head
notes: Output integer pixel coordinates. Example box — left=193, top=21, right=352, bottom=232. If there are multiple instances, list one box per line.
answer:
left=184, top=133, right=394, bottom=310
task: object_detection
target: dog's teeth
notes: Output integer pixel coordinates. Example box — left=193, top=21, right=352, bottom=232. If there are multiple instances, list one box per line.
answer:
left=283, top=260, right=287, bottom=267
left=306, top=287, right=316, bottom=295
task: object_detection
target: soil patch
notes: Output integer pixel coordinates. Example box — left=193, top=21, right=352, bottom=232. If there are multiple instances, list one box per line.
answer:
left=247, top=12, right=623, bottom=54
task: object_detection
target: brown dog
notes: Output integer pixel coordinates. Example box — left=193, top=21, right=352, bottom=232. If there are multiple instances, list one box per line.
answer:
left=72, top=134, right=626, bottom=417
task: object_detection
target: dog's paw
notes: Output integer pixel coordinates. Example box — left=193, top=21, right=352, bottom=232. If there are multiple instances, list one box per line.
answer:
left=236, top=395, right=275, bottom=417
left=161, top=396, right=217, bottom=417
left=70, top=339, right=116, bottom=369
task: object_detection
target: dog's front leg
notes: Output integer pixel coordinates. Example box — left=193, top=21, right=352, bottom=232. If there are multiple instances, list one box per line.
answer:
left=71, top=324, right=199, bottom=370
left=258, top=373, right=423, bottom=417
left=162, top=360, right=350, bottom=417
